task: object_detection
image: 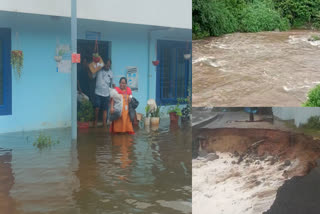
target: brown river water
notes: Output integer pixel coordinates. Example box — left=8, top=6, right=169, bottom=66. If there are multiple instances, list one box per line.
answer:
left=192, top=30, right=320, bottom=107
left=0, top=120, right=191, bottom=214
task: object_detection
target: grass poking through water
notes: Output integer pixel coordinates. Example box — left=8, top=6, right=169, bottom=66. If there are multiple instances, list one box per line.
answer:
left=33, top=133, right=60, bottom=150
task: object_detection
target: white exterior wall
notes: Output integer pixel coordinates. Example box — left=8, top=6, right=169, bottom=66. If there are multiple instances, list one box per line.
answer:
left=273, top=107, right=320, bottom=127
left=0, top=0, right=191, bottom=29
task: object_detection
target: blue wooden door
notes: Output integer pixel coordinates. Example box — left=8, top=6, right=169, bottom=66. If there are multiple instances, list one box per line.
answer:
left=0, top=28, right=12, bottom=115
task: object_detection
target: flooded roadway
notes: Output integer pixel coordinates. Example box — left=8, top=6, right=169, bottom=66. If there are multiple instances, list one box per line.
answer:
left=192, top=30, right=320, bottom=107
left=0, top=120, right=191, bottom=214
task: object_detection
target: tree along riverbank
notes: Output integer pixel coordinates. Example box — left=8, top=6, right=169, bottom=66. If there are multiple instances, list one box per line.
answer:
left=193, top=0, right=320, bottom=39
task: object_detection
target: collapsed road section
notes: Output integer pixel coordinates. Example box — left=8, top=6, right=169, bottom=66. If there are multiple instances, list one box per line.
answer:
left=193, top=127, right=320, bottom=214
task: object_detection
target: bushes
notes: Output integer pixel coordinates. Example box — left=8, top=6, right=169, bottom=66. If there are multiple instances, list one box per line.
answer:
left=274, top=0, right=320, bottom=29
left=240, top=1, right=290, bottom=32
left=192, top=22, right=210, bottom=40
left=303, top=85, right=320, bottom=107
left=204, top=1, right=238, bottom=36
left=301, top=116, right=320, bottom=130
left=193, top=0, right=320, bottom=39
left=192, top=0, right=237, bottom=39
left=77, top=100, right=94, bottom=122
left=313, top=12, right=320, bottom=29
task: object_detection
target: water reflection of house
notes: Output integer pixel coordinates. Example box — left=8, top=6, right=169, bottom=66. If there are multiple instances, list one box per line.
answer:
left=130, top=135, right=164, bottom=185
left=111, top=134, right=133, bottom=169
left=0, top=148, right=15, bottom=213
left=0, top=0, right=192, bottom=133
left=4, top=129, right=79, bottom=213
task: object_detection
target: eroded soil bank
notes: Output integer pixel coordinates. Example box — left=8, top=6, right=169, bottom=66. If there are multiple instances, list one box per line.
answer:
left=193, top=128, right=320, bottom=214
left=198, top=128, right=320, bottom=177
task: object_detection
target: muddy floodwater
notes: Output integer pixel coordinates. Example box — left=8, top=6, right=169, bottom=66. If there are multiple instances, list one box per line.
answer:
left=0, top=120, right=191, bottom=214
left=193, top=127, right=320, bottom=214
left=192, top=30, right=320, bottom=107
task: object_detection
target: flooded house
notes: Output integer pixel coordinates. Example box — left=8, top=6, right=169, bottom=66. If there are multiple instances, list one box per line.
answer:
left=0, top=0, right=192, bottom=133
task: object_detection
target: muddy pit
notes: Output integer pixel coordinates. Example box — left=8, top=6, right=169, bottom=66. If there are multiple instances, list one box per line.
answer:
left=192, top=128, right=320, bottom=214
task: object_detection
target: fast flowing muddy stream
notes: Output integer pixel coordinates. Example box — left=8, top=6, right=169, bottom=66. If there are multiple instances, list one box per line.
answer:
left=192, top=30, right=320, bottom=107
left=193, top=128, right=320, bottom=214
left=0, top=120, right=191, bottom=214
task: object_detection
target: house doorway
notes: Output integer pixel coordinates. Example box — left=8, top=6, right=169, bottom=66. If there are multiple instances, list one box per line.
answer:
left=77, top=40, right=111, bottom=123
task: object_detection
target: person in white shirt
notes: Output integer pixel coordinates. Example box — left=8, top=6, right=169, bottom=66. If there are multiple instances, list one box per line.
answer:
left=93, top=59, right=113, bottom=127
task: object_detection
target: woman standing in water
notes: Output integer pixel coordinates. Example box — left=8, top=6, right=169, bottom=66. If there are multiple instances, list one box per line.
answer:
left=110, top=77, right=135, bottom=134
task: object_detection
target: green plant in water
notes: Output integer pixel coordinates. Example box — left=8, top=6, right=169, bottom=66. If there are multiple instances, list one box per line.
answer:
left=77, top=100, right=94, bottom=122
left=168, top=106, right=182, bottom=117
left=145, top=105, right=151, bottom=117
left=11, top=50, right=24, bottom=78
left=182, top=101, right=191, bottom=120
left=303, top=85, right=320, bottom=107
left=183, top=87, right=192, bottom=119
left=33, top=133, right=60, bottom=150
left=176, top=97, right=191, bottom=119
left=168, top=99, right=183, bottom=117
left=151, top=106, right=161, bottom=117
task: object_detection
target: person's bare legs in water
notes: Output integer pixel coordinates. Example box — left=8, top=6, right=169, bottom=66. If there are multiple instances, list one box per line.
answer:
left=94, top=108, right=99, bottom=127
left=94, top=108, right=107, bottom=127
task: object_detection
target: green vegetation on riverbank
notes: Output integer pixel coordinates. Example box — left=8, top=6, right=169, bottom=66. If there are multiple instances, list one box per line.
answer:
left=193, top=0, right=320, bottom=39
left=304, top=85, right=320, bottom=107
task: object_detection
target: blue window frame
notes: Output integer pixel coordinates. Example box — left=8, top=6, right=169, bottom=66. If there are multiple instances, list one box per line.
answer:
left=156, top=40, right=191, bottom=105
left=0, top=28, right=12, bottom=115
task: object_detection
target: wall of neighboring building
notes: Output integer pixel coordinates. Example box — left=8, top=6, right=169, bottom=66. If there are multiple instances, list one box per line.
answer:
left=273, top=107, right=320, bottom=127
left=0, top=0, right=192, bottom=29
